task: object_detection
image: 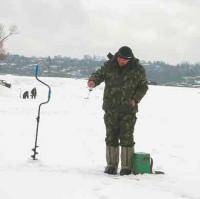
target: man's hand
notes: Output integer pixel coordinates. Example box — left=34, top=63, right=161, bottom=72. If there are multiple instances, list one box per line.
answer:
left=129, top=99, right=136, bottom=107
left=87, top=80, right=95, bottom=89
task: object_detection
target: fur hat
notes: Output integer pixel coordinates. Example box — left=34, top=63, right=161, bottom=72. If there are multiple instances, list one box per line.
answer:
left=118, top=46, right=134, bottom=60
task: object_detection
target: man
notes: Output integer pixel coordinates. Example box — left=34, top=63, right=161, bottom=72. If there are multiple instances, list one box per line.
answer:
left=30, top=87, right=37, bottom=99
left=88, top=46, right=148, bottom=175
left=22, top=91, right=29, bottom=99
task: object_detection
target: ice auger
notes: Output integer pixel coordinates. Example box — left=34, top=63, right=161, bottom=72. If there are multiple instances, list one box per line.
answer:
left=31, top=64, right=51, bottom=160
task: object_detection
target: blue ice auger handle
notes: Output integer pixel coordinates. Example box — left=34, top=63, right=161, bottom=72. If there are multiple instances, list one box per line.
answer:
left=35, top=64, right=39, bottom=77
left=31, top=64, right=51, bottom=160
left=48, top=89, right=51, bottom=101
left=35, top=64, right=51, bottom=102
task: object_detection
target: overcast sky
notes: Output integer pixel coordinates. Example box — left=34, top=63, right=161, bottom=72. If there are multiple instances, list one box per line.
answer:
left=1, top=0, right=200, bottom=64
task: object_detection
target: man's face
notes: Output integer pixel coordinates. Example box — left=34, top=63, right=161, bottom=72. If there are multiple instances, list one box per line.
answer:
left=117, top=57, right=129, bottom=67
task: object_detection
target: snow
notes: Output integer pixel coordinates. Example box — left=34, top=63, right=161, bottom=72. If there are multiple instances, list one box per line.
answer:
left=0, top=74, right=200, bottom=199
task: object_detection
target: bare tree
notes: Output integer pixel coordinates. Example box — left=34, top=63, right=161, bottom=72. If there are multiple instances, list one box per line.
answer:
left=0, top=23, right=5, bottom=39
left=0, top=23, right=18, bottom=60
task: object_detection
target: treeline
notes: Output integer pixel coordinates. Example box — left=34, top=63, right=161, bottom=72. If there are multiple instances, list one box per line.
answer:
left=145, top=61, right=200, bottom=84
left=0, top=54, right=200, bottom=86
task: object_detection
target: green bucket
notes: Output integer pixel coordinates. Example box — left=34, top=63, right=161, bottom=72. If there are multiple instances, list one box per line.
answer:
left=132, top=152, right=152, bottom=174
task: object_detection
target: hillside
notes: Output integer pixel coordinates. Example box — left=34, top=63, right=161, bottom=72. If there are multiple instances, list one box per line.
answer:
left=1, top=55, right=200, bottom=87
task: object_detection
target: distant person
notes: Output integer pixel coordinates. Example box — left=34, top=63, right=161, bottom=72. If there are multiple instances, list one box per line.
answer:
left=30, top=87, right=37, bottom=99
left=87, top=46, right=148, bottom=175
left=23, top=91, right=29, bottom=99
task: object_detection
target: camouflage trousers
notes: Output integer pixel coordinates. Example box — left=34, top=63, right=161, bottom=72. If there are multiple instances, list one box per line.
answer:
left=104, top=110, right=137, bottom=147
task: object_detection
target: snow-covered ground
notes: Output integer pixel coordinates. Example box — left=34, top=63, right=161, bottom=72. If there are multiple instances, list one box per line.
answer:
left=0, top=74, right=200, bottom=199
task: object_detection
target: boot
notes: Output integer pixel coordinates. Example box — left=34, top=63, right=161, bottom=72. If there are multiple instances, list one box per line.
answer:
left=104, top=146, right=119, bottom=175
left=120, top=146, right=133, bottom=176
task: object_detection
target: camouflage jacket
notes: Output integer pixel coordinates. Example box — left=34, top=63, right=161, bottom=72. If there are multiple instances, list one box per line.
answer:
left=89, top=55, right=148, bottom=113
